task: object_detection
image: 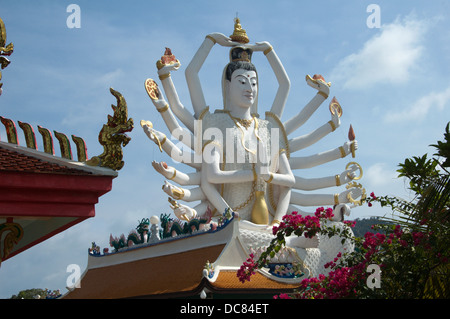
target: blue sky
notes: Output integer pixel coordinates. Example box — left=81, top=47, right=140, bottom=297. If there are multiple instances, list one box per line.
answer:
left=1, top=0, right=449, bottom=298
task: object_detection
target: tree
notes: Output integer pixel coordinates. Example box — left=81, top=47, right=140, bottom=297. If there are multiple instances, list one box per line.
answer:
left=10, top=288, right=61, bottom=299
left=350, top=217, right=391, bottom=238
left=10, top=288, right=46, bottom=299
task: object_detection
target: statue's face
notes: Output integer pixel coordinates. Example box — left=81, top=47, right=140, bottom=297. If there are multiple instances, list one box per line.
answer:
left=228, top=69, right=257, bottom=109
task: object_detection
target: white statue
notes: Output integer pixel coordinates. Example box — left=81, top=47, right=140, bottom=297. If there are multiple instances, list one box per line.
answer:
left=141, top=19, right=364, bottom=253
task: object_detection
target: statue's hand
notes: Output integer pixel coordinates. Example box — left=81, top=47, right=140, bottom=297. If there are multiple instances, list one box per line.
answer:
left=339, top=164, right=358, bottom=184
left=342, top=140, right=358, bottom=157
left=306, top=74, right=330, bottom=97
left=149, top=86, right=169, bottom=111
left=332, top=203, right=351, bottom=221
left=173, top=204, right=197, bottom=222
left=256, top=162, right=271, bottom=181
left=339, top=187, right=363, bottom=204
left=162, top=181, right=177, bottom=197
left=157, top=61, right=181, bottom=75
left=145, top=79, right=168, bottom=109
left=163, top=181, right=186, bottom=201
left=250, top=41, right=272, bottom=52
left=152, top=160, right=174, bottom=179
left=143, top=124, right=165, bottom=146
left=330, top=109, right=341, bottom=130
left=207, top=32, right=238, bottom=47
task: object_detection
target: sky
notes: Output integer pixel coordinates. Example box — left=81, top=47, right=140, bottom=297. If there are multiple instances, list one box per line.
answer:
left=1, top=0, right=449, bottom=298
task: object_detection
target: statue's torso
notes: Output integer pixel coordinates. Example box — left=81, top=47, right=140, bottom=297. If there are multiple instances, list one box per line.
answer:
left=201, top=109, right=288, bottom=221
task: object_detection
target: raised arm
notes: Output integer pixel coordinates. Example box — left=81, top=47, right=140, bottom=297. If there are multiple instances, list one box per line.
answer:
left=185, top=33, right=237, bottom=118
left=146, top=83, right=195, bottom=151
left=157, top=62, right=196, bottom=132
left=289, top=109, right=340, bottom=152
left=251, top=41, right=290, bottom=119
left=283, top=75, right=330, bottom=136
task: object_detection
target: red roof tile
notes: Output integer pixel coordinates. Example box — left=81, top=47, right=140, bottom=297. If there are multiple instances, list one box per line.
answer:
left=0, top=146, right=91, bottom=175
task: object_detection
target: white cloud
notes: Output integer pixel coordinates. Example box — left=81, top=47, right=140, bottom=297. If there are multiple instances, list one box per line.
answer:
left=331, top=15, right=428, bottom=89
left=385, top=86, right=450, bottom=123
left=365, top=162, right=398, bottom=188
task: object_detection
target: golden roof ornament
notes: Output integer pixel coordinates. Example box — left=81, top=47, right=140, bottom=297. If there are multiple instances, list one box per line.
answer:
left=0, top=221, right=23, bottom=266
left=86, top=88, right=134, bottom=171
left=0, top=17, right=14, bottom=96
left=230, top=17, right=249, bottom=44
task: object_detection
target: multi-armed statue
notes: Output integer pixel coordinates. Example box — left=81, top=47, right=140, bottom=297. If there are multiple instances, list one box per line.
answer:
left=141, top=18, right=365, bottom=273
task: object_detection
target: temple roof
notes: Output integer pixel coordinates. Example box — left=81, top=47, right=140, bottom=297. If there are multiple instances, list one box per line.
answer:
left=63, top=245, right=302, bottom=299
left=61, top=218, right=304, bottom=299
left=64, top=245, right=227, bottom=299
left=0, top=146, right=92, bottom=175
left=0, top=141, right=117, bottom=177
left=0, top=118, right=116, bottom=265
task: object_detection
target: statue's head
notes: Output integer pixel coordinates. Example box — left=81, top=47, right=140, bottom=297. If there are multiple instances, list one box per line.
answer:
left=222, top=47, right=258, bottom=114
left=225, top=47, right=255, bottom=79
left=227, top=66, right=257, bottom=110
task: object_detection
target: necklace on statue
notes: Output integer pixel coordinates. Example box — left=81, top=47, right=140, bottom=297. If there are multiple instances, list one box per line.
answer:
left=230, top=115, right=254, bottom=129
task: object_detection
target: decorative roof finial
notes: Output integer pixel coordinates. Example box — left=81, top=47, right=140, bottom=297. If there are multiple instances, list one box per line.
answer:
left=0, top=17, right=14, bottom=96
left=230, top=15, right=249, bottom=44
left=86, top=88, right=134, bottom=171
